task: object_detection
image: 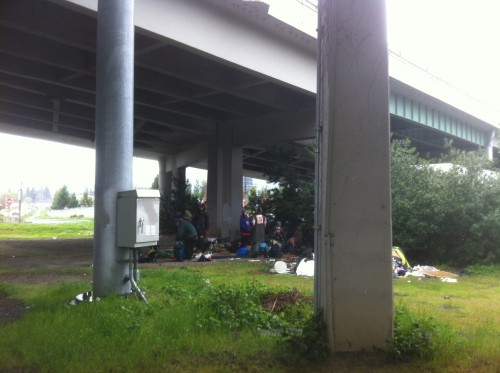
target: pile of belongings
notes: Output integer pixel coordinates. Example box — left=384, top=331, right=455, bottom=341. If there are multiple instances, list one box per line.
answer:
left=392, top=246, right=458, bottom=281
left=392, top=246, right=411, bottom=277
left=409, top=265, right=458, bottom=281
left=270, top=250, right=315, bottom=277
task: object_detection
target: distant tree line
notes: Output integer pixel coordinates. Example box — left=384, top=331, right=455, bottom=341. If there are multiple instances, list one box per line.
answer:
left=23, top=187, right=52, bottom=203
left=51, top=186, right=94, bottom=210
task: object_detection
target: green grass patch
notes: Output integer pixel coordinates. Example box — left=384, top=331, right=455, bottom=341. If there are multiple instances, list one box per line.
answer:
left=0, top=262, right=498, bottom=372
left=0, top=221, right=498, bottom=372
left=0, top=221, right=93, bottom=239
left=392, top=267, right=500, bottom=372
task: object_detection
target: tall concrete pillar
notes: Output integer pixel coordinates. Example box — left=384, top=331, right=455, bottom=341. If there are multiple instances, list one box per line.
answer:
left=158, top=157, right=171, bottom=197
left=207, top=124, right=243, bottom=239
left=315, top=0, right=393, bottom=352
left=207, top=138, right=223, bottom=237
left=93, top=0, right=135, bottom=297
left=221, top=138, right=243, bottom=239
left=484, top=130, right=496, bottom=160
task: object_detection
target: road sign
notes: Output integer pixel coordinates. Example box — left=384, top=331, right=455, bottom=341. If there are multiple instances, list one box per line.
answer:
left=5, top=198, right=13, bottom=206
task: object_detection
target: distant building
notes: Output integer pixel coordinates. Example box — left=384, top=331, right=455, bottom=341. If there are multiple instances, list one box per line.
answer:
left=243, top=177, right=254, bottom=195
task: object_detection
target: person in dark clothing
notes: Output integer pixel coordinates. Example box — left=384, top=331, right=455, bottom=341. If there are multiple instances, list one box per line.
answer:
left=175, top=212, right=198, bottom=261
left=191, top=203, right=209, bottom=253
left=240, top=210, right=252, bottom=247
left=251, top=207, right=267, bottom=243
left=270, top=221, right=286, bottom=245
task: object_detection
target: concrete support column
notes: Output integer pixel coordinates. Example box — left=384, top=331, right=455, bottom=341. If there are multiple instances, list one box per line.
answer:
left=207, top=138, right=223, bottom=237
left=207, top=124, right=243, bottom=239
left=158, top=156, right=171, bottom=197
left=93, top=0, right=135, bottom=297
left=484, top=130, right=496, bottom=160
left=176, top=166, right=186, bottom=204
left=222, top=139, right=243, bottom=239
left=315, top=0, right=393, bottom=352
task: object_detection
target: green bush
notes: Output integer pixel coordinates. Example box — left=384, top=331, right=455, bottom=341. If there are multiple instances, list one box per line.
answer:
left=393, top=305, right=445, bottom=360
left=391, top=139, right=500, bottom=265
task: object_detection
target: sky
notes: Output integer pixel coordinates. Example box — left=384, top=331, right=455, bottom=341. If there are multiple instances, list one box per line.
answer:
left=1, top=0, right=499, bottom=195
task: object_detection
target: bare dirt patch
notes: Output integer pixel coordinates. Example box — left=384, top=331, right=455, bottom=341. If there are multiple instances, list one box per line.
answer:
left=0, top=238, right=94, bottom=323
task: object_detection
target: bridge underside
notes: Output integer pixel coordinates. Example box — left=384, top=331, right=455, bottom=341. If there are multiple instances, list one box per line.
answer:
left=0, top=0, right=496, bottom=179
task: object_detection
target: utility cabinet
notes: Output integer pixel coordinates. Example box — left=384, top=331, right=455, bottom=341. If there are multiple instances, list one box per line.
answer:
left=116, top=189, right=160, bottom=247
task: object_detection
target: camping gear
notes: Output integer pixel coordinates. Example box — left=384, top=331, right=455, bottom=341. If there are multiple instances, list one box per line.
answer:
left=236, top=246, right=250, bottom=256
left=274, top=261, right=288, bottom=274
left=251, top=242, right=269, bottom=257
left=392, top=246, right=411, bottom=268
left=296, top=258, right=314, bottom=277
left=138, top=246, right=158, bottom=263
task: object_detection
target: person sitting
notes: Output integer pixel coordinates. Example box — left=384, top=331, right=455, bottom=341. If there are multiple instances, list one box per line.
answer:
left=270, top=221, right=286, bottom=245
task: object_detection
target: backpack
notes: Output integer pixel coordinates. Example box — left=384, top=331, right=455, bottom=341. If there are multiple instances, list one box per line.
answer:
left=269, top=244, right=282, bottom=259
left=251, top=242, right=269, bottom=257
left=236, top=246, right=250, bottom=256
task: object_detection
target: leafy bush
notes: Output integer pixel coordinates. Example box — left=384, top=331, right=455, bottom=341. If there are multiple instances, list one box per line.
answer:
left=197, top=282, right=284, bottom=331
left=393, top=305, right=444, bottom=360
left=391, top=139, right=500, bottom=265
left=278, top=309, right=329, bottom=361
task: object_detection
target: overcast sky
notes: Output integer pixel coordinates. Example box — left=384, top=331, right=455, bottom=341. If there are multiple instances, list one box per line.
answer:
left=1, top=0, right=499, bottom=195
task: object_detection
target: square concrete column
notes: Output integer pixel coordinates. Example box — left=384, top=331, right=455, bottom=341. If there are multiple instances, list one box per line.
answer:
left=315, top=0, right=393, bottom=352
left=158, top=156, right=172, bottom=198
left=207, top=139, right=223, bottom=237
left=207, top=124, right=243, bottom=239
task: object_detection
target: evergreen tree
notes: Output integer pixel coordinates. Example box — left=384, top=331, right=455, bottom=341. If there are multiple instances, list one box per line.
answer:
left=79, top=190, right=94, bottom=207
left=51, top=186, right=70, bottom=209
left=67, top=193, right=80, bottom=208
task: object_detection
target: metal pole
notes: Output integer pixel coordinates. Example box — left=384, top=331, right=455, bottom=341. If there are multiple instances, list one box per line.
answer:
left=93, top=0, right=135, bottom=297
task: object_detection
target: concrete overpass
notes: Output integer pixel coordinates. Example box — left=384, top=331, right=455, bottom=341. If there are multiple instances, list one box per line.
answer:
left=0, top=0, right=497, bottom=353
left=0, top=0, right=496, bottom=179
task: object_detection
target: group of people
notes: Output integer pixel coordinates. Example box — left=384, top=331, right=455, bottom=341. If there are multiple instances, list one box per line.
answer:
left=174, top=203, right=209, bottom=261
left=239, top=208, right=304, bottom=255
left=175, top=203, right=304, bottom=261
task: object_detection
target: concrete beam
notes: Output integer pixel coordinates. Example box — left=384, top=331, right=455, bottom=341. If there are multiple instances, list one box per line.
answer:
left=61, top=0, right=317, bottom=93
left=233, top=108, right=316, bottom=146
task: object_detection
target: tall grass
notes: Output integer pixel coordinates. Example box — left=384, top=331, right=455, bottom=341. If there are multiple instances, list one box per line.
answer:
left=0, top=218, right=498, bottom=372
left=0, top=267, right=293, bottom=372
left=1, top=262, right=499, bottom=372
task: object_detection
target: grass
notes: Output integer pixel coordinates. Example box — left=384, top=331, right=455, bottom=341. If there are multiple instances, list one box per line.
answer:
left=0, top=221, right=93, bottom=239
left=0, top=224, right=499, bottom=372
left=392, top=266, right=500, bottom=372
left=0, top=263, right=498, bottom=372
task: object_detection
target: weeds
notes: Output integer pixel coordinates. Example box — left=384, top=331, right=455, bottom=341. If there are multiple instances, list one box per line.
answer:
left=393, top=305, right=443, bottom=360
left=1, top=259, right=499, bottom=372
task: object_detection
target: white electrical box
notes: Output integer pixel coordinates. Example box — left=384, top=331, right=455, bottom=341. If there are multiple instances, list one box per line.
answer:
left=116, top=189, right=160, bottom=247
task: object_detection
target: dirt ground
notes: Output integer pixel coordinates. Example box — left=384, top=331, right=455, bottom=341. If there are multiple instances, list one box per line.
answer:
left=0, top=238, right=94, bottom=324
left=0, top=238, right=251, bottom=324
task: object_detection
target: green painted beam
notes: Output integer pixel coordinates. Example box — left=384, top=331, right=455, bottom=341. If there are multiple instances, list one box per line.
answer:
left=390, top=92, right=486, bottom=146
